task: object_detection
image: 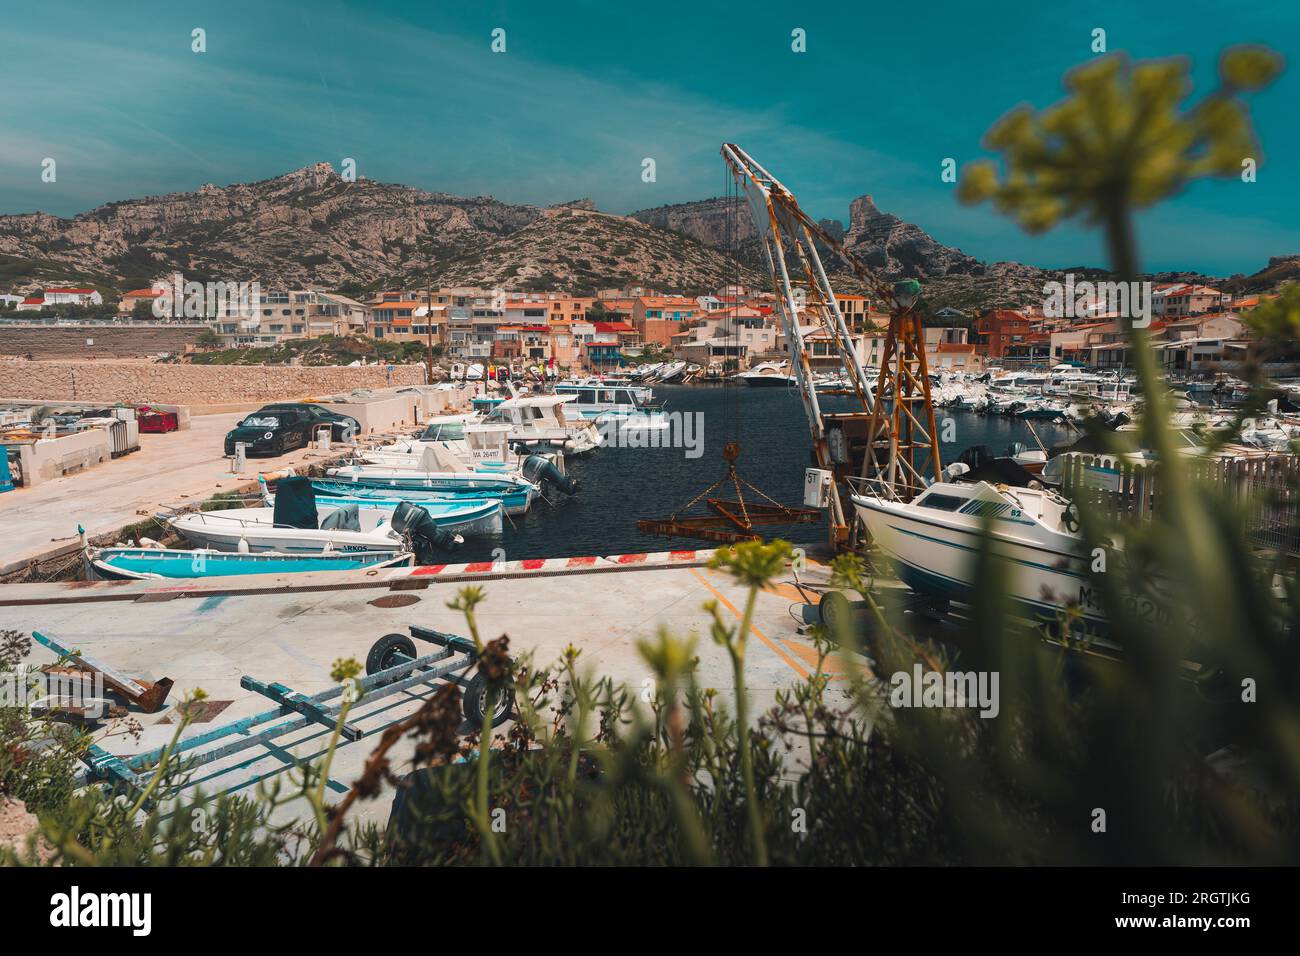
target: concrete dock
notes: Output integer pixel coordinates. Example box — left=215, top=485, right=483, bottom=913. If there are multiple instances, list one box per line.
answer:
left=0, top=412, right=386, bottom=577
left=4, top=553, right=842, bottom=829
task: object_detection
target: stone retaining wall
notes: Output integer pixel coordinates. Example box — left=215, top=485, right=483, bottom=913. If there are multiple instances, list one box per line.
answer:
left=0, top=360, right=427, bottom=404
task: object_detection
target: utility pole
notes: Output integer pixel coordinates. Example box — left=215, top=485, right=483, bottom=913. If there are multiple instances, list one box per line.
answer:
left=425, top=280, right=435, bottom=385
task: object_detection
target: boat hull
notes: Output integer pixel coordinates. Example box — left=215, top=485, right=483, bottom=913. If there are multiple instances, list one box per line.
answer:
left=739, top=375, right=796, bottom=387
left=315, top=497, right=503, bottom=537
left=89, top=548, right=410, bottom=580
left=312, top=477, right=534, bottom=515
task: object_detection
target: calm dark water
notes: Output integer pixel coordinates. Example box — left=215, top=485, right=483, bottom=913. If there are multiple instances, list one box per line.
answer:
left=451, top=384, right=1074, bottom=562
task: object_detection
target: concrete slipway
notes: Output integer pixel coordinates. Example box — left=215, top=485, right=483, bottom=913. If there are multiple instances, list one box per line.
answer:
left=4, top=551, right=846, bottom=830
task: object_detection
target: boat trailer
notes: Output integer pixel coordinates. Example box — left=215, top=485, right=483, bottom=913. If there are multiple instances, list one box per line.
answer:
left=36, top=626, right=513, bottom=791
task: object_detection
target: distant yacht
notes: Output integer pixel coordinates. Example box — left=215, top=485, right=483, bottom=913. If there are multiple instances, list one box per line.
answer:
left=737, top=361, right=796, bottom=388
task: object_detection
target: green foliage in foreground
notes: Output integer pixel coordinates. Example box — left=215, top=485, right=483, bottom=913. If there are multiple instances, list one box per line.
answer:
left=3, top=501, right=1299, bottom=867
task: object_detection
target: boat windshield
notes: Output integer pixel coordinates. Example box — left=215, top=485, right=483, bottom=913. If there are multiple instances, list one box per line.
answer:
left=916, top=492, right=968, bottom=512
left=420, top=422, right=466, bottom=440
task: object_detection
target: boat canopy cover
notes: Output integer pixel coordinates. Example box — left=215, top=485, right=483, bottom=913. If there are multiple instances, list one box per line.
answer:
left=273, top=476, right=319, bottom=529
left=955, top=445, right=1041, bottom=488
left=321, top=504, right=361, bottom=532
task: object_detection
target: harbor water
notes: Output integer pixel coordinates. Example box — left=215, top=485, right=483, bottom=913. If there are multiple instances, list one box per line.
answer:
left=450, top=384, right=1076, bottom=563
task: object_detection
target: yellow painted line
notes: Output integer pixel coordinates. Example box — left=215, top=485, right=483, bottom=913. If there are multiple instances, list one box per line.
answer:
left=688, top=568, right=809, bottom=679
left=781, top=641, right=847, bottom=680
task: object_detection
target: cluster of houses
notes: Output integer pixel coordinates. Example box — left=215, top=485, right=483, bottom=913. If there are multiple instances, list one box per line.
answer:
left=354, top=285, right=883, bottom=373
left=1, top=274, right=1278, bottom=376
left=6, top=287, right=105, bottom=310
left=973, top=282, right=1268, bottom=373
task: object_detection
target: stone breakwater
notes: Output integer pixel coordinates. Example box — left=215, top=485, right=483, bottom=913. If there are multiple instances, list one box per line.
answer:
left=0, top=359, right=427, bottom=405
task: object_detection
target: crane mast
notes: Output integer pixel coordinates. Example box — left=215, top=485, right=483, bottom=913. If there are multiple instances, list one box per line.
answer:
left=720, top=143, right=943, bottom=547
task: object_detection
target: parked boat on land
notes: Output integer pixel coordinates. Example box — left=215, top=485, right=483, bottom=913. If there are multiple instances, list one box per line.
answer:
left=86, top=545, right=410, bottom=580
left=166, top=478, right=471, bottom=555
left=851, top=477, right=1104, bottom=627
left=656, top=361, right=690, bottom=383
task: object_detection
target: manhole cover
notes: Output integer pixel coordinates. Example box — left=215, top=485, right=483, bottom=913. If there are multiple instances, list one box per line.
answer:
left=368, top=593, right=422, bottom=609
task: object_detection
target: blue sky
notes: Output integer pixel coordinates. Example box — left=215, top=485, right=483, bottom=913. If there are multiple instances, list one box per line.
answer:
left=1, top=0, right=1297, bottom=274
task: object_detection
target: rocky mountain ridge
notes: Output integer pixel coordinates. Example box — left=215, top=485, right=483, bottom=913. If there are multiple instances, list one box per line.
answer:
left=0, top=164, right=1288, bottom=314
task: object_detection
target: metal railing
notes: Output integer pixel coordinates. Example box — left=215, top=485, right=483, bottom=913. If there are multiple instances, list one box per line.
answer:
left=1059, top=451, right=1300, bottom=557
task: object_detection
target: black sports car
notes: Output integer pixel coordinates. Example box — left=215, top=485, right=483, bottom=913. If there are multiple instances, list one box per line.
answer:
left=259, top=403, right=361, bottom=442
left=224, top=408, right=313, bottom=457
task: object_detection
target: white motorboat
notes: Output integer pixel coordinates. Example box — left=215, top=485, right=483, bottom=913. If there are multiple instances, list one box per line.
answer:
left=655, top=361, right=689, bottom=383
left=737, top=361, right=797, bottom=388
left=168, top=505, right=406, bottom=555
left=630, top=362, right=664, bottom=381
left=168, top=482, right=484, bottom=555
left=851, top=478, right=1103, bottom=626
left=481, top=393, right=603, bottom=455
left=553, top=379, right=659, bottom=420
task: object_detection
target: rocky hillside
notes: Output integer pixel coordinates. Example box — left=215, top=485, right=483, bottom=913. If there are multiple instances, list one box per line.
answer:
left=0, top=165, right=753, bottom=296
left=435, top=206, right=762, bottom=294
left=630, top=193, right=989, bottom=281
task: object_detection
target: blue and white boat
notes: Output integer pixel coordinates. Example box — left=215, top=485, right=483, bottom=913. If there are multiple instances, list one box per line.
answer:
left=260, top=478, right=503, bottom=537
left=309, top=478, right=534, bottom=516
left=323, top=463, right=539, bottom=514
left=86, top=546, right=411, bottom=581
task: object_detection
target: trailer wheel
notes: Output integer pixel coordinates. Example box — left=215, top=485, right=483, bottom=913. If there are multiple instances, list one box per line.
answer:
left=366, top=633, right=417, bottom=683
left=463, top=670, right=514, bottom=728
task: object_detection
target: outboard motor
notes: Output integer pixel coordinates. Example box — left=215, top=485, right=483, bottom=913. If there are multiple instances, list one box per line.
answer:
left=390, top=501, right=463, bottom=564
left=273, top=476, right=319, bottom=529
left=521, top=454, right=579, bottom=495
